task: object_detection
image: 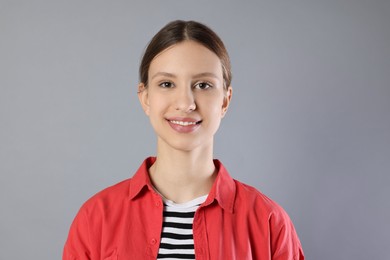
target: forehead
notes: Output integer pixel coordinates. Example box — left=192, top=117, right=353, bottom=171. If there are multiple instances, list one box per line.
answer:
left=148, top=41, right=223, bottom=79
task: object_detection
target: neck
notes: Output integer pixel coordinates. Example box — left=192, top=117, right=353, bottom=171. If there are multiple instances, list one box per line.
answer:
left=149, top=139, right=216, bottom=203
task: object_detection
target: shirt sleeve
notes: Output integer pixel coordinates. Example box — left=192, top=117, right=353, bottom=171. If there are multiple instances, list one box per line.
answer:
left=269, top=208, right=305, bottom=260
left=63, top=207, right=92, bottom=260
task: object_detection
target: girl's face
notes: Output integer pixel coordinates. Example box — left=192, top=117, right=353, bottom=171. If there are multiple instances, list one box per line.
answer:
left=138, top=40, right=232, bottom=152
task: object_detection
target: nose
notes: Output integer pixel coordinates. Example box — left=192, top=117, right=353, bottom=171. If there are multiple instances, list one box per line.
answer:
left=174, top=86, right=196, bottom=112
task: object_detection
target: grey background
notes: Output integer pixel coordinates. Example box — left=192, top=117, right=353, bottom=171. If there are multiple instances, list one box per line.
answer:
left=1, top=0, right=389, bottom=259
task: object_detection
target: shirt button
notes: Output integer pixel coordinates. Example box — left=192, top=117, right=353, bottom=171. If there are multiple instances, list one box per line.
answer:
left=155, top=201, right=161, bottom=207
left=150, top=238, right=157, bottom=245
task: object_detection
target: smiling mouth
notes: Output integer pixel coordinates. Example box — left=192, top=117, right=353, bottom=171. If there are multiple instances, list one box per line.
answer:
left=168, top=120, right=202, bottom=126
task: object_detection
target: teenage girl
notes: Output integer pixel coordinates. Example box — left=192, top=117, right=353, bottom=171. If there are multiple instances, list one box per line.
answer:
left=63, top=20, right=304, bottom=260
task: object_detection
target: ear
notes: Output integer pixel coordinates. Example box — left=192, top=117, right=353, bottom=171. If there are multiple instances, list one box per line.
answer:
left=221, top=86, right=232, bottom=118
left=138, top=83, right=150, bottom=116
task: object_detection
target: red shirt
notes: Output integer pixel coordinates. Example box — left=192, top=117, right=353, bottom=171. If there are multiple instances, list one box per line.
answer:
left=63, top=157, right=304, bottom=259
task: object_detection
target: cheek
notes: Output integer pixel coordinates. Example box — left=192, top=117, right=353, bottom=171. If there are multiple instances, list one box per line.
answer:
left=148, top=95, right=163, bottom=111
left=198, top=98, right=224, bottom=120
left=203, top=94, right=225, bottom=112
left=148, top=96, right=170, bottom=120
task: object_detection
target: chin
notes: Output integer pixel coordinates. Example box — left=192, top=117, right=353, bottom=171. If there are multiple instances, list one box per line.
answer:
left=169, top=141, right=203, bottom=152
left=159, top=136, right=213, bottom=153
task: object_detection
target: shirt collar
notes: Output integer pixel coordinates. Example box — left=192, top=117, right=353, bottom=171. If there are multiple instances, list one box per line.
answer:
left=128, top=157, right=156, bottom=200
left=129, top=157, right=236, bottom=213
left=204, top=159, right=236, bottom=213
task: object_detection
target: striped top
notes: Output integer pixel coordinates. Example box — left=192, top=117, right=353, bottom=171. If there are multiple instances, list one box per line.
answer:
left=157, top=195, right=208, bottom=260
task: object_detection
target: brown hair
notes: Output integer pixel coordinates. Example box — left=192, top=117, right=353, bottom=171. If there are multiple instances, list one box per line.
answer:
left=139, top=20, right=232, bottom=88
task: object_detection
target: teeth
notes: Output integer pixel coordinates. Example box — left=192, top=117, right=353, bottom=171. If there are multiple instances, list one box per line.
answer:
left=170, top=120, right=198, bottom=126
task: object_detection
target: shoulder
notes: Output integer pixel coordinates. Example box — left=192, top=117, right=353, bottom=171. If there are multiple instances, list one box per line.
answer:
left=79, top=157, right=155, bottom=211
left=214, top=160, right=290, bottom=221
left=233, top=179, right=292, bottom=222
left=79, top=178, right=132, bottom=214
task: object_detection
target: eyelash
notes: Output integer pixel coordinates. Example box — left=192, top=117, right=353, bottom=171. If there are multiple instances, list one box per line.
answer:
left=194, top=82, right=213, bottom=90
left=158, top=81, right=213, bottom=90
left=159, top=81, right=174, bottom=88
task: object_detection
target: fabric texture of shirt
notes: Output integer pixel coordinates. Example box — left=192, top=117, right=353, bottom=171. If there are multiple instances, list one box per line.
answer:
left=63, top=157, right=304, bottom=260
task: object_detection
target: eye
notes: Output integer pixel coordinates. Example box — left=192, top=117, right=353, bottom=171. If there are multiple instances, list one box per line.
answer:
left=159, top=81, right=174, bottom=88
left=194, top=82, right=212, bottom=90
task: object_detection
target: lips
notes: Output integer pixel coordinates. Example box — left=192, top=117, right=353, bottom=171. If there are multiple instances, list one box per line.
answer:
left=166, top=117, right=202, bottom=133
left=169, top=120, right=199, bottom=126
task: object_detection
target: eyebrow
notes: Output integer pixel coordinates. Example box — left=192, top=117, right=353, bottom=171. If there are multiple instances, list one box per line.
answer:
left=193, top=72, right=220, bottom=80
left=151, top=72, right=176, bottom=80
left=151, top=72, right=220, bottom=80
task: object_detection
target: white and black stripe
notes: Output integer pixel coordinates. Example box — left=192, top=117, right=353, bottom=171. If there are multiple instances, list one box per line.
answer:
left=157, top=195, right=207, bottom=260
